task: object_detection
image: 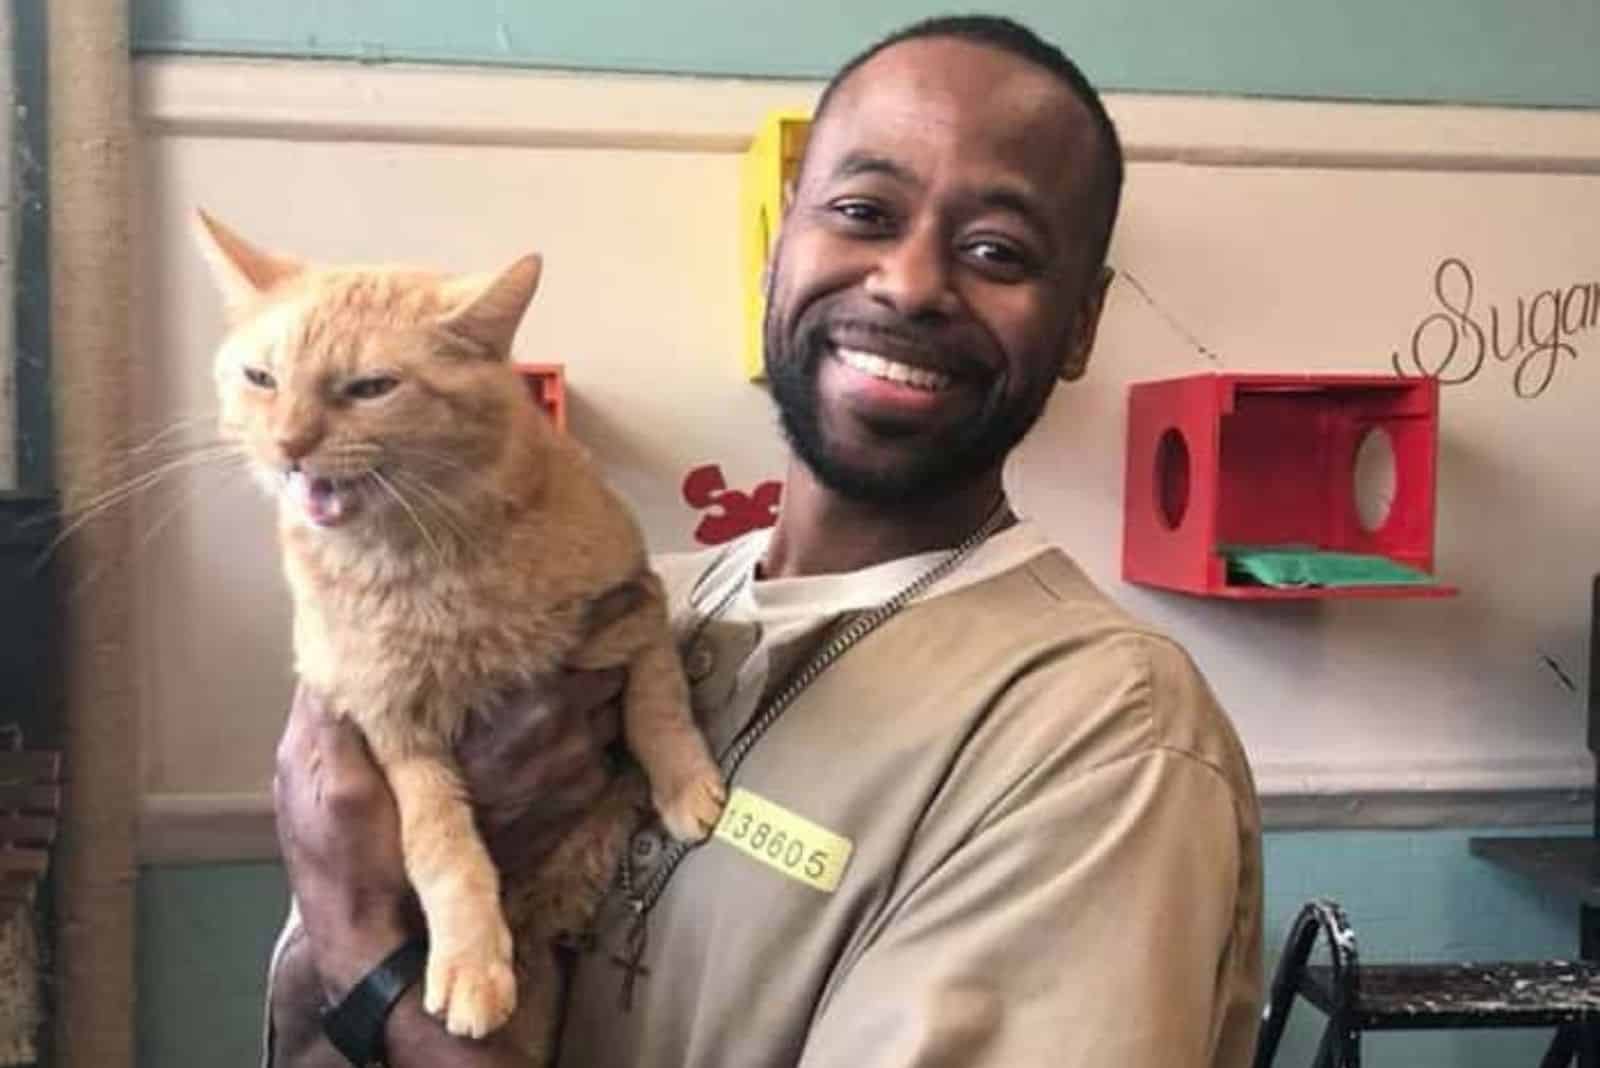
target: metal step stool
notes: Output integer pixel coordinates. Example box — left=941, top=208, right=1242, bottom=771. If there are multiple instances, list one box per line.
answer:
left=1253, top=899, right=1600, bottom=1068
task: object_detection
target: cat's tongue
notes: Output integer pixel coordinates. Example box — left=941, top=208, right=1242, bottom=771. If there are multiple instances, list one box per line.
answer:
left=285, top=471, right=353, bottom=528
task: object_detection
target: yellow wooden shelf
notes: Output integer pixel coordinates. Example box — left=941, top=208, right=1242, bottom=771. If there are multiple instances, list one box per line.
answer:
left=740, top=110, right=811, bottom=381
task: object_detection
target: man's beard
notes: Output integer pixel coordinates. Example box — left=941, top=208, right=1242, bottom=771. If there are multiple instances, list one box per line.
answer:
left=764, top=310, right=1050, bottom=507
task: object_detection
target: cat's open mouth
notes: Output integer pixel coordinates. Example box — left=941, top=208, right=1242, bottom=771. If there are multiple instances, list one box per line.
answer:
left=284, top=469, right=364, bottom=528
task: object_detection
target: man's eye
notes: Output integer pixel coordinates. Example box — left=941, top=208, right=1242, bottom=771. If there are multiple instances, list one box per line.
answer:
left=243, top=366, right=276, bottom=389
left=830, top=200, right=890, bottom=228
left=345, top=376, right=400, bottom=401
left=964, top=239, right=1034, bottom=277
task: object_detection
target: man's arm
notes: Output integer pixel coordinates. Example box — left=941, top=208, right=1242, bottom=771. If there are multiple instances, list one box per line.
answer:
left=269, top=917, right=533, bottom=1068
left=797, top=643, right=1261, bottom=1068
left=270, top=671, right=623, bottom=1068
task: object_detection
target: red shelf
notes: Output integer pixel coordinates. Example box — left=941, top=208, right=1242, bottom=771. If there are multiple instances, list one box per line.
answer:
left=1122, top=372, right=1455, bottom=600
left=514, top=363, right=566, bottom=433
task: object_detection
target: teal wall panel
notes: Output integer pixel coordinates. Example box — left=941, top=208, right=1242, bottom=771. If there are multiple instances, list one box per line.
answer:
left=137, top=864, right=288, bottom=1068
left=130, top=0, right=1600, bottom=109
left=137, top=828, right=1590, bottom=1067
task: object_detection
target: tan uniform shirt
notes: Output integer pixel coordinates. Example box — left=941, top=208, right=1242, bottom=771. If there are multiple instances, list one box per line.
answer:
left=557, top=539, right=1262, bottom=1068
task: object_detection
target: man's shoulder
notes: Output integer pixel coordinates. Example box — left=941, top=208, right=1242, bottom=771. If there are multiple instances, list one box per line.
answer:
left=944, top=544, right=1152, bottom=648
left=950, top=548, right=1254, bottom=801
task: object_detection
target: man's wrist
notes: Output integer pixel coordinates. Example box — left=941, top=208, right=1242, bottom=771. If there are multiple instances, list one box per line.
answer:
left=319, top=936, right=428, bottom=1067
left=295, top=883, right=416, bottom=1004
left=317, top=939, right=411, bottom=1005
left=308, top=914, right=416, bottom=1004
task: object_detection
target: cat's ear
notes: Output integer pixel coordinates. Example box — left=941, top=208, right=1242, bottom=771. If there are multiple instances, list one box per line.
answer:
left=438, top=254, right=543, bottom=359
left=192, top=209, right=305, bottom=312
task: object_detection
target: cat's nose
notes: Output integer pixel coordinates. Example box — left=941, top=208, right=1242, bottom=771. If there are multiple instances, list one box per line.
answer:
left=276, top=430, right=320, bottom=462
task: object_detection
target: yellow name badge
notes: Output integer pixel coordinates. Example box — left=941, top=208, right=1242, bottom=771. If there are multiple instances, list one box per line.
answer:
left=713, top=787, right=854, bottom=893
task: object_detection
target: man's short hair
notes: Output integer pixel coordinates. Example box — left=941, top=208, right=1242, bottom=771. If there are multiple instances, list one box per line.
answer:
left=811, top=14, right=1124, bottom=272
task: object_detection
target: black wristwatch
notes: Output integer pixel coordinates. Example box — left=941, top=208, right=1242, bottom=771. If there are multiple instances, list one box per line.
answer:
left=320, top=938, right=428, bottom=1067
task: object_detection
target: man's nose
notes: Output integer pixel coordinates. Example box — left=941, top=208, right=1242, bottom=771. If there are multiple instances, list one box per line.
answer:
left=863, top=224, right=959, bottom=320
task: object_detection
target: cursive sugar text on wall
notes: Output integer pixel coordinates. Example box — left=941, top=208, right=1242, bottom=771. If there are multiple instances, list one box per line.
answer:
left=1390, top=258, right=1599, bottom=399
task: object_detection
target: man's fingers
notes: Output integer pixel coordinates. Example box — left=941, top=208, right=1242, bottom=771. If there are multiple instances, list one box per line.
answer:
left=277, top=684, right=329, bottom=813
left=590, top=700, right=622, bottom=750
left=279, top=685, right=325, bottom=765
left=586, top=580, right=646, bottom=632
left=276, top=685, right=390, bottom=846
left=314, top=713, right=375, bottom=769
left=561, top=667, right=627, bottom=719
left=476, top=668, right=626, bottom=769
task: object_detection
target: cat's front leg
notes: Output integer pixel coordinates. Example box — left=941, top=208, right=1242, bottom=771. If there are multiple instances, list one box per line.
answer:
left=623, top=637, right=726, bottom=842
left=569, top=573, right=725, bottom=841
left=378, top=745, right=516, bottom=1039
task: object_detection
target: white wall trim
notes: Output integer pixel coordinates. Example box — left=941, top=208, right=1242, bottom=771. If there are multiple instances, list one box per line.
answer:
left=139, top=794, right=280, bottom=864
left=134, top=57, right=1600, bottom=174
left=1254, top=753, right=1597, bottom=799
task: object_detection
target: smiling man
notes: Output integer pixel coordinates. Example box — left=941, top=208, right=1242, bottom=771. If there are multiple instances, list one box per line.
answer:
left=763, top=25, right=1113, bottom=527
left=269, top=14, right=1262, bottom=1068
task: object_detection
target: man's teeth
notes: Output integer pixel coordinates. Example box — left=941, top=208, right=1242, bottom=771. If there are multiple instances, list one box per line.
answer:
left=835, top=348, right=953, bottom=391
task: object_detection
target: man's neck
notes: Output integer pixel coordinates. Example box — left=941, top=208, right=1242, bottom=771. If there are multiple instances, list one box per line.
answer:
left=759, top=463, right=1012, bottom=580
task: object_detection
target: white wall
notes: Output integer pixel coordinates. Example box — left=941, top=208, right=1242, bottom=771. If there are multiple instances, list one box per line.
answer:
left=129, top=58, right=1600, bottom=859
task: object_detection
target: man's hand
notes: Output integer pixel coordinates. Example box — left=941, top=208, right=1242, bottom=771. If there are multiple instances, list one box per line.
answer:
left=274, top=686, right=417, bottom=1003
left=457, top=579, right=640, bottom=875
left=459, top=666, right=626, bottom=877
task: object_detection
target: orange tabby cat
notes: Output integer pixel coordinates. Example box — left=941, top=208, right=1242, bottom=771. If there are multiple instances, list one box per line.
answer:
left=195, top=211, right=726, bottom=1057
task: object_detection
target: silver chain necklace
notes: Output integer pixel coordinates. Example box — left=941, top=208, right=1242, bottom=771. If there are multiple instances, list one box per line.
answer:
left=609, top=497, right=1012, bottom=1006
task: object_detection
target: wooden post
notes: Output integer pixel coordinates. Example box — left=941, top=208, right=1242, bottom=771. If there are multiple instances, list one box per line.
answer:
left=46, top=3, right=136, bottom=1067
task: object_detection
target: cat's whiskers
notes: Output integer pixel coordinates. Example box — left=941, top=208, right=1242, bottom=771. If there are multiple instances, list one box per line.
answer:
left=134, top=451, right=254, bottom=555
left=368, top=444, right=512, bottom=532
left=310, top=441, right=385, bottom=482
left=64, top=439, right=240, bottom=512
left=380, top=443, right=480, bottom=482
left=369, top=468, right=447, bottom=564
left=48, top=443, right=247, bottom=561
left=45, top=416, right=228, bottom=525
left=385, top=468, right=478, bottom=556
left=63, top=451, right=254, bottom=601
left=124, top=414, right=222, bottom=458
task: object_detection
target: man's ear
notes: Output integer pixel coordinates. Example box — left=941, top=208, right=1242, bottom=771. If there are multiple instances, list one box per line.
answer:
left=192, top=209, right=305, bottom=314
left=438, top=254, right=543, bottom=359
left=1058, top=266, right=1115, bottom=383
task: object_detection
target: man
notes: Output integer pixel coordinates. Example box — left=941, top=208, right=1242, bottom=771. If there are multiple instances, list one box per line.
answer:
left=269, top=14, right=1262, bottom=1068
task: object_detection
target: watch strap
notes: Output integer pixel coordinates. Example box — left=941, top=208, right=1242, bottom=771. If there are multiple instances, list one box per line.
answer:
left=320, top=938, right=428, bottom=1067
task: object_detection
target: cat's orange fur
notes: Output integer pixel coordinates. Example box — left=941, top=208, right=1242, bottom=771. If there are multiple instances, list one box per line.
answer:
left=195, top=212, right=725, bottom=1058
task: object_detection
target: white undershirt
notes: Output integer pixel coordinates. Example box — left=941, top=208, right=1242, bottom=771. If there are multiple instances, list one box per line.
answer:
left=662, top=520, right=1056, bottom=745
left=717, top=518, right=1052, bottom=625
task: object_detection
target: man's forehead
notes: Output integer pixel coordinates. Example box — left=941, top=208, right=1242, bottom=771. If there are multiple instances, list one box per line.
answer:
left=811, top=37, right=1096, bottom=182
left=828, top=39, right=1086, bottom=137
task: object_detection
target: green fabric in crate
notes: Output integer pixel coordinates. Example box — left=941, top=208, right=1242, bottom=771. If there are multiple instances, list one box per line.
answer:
left=1221, top=545, right=1437, bottom=589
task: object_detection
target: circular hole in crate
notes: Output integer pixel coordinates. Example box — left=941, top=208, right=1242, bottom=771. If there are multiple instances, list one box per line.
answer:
left=1352, top=426, right=1397, bottom=532
left=1154, top=428, right=1190, bottom=530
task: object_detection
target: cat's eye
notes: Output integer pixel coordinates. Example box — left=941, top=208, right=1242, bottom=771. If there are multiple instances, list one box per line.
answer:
left=345, top=375, right=400, bottom=401
left=242, top=366, right=276, bottom=389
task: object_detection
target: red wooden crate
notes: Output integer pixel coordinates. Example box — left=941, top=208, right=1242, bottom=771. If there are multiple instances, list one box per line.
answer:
left=514, top=363, right=566, bottom=433
left=1122, top=372, right=1456, bottom=600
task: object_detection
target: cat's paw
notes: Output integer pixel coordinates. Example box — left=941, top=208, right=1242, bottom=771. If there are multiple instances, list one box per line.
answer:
left=423, top=921, right=517, bottom=1039
left=656, top=770, right=728, bottom=843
